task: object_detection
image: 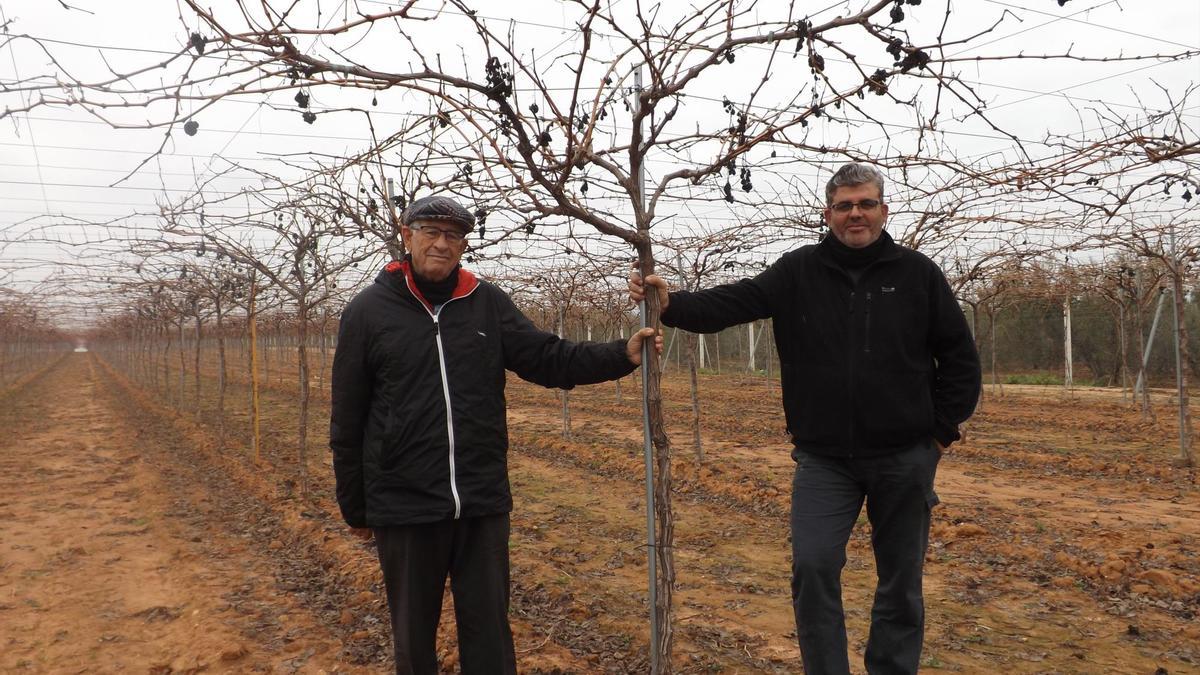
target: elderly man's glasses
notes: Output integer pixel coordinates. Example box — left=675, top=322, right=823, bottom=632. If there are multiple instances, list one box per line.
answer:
left=830, top=199, right=882, bottom=213
left=411, top=225, right=466, bottom=243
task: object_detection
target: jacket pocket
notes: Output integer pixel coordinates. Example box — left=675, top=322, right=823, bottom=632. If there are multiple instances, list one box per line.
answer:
left=378, top=410, right=404, bottom=473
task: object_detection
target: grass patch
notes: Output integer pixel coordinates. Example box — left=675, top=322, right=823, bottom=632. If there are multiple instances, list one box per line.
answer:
left=1004, top=372, right=1063, bottom=386
left=922, top=654, right=945, bottom=669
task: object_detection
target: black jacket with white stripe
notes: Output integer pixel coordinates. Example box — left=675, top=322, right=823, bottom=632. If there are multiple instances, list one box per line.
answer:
left=330, top=260, right=636, bottom=527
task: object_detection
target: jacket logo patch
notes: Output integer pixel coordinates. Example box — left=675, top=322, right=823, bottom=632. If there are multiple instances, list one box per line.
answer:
left=881, top=286, right=895, bottom=293
left=477, top=331, right=487, bottom=337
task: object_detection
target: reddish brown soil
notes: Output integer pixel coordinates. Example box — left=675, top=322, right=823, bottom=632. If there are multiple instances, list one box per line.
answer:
left=0, top=356, right=370, bottom=673
left=3, top=353, right=1197, bottom=674
left=505, top=372, right=1200, bottom=674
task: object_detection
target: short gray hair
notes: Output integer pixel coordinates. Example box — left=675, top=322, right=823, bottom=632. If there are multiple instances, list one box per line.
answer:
left=825, top=163, right=886, bottom=204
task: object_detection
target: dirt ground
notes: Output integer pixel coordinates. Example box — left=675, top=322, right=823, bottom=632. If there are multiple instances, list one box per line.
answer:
left=0, top=356, right=381, bottom=673
left=502, top=373, right=1200, bottom=674
left=3, top=352, right=1198, bottom=673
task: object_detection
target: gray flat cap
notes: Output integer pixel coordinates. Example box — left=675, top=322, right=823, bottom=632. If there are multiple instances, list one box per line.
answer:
left=401, top=195, right=475, bottom=232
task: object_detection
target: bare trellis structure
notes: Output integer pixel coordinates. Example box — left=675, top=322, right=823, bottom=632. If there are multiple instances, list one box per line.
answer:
left=159, top=177, right=380, bottom=493
left=3, top=0, right=1200, bottom=669
left=0, top=289, right=69, bottom=387
left=652, top=222, right=793, bottom=460
left=1015, top=93, right=1200, bottom=463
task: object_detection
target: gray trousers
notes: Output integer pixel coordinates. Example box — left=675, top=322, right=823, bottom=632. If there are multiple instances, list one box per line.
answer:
left=790, top=439, right=941, bottom=675
left=374, top=513, right=516, bottom=675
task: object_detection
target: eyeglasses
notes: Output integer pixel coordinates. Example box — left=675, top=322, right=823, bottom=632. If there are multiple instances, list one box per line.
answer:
left=829, top=199, right=882, bottom=213
left=411, top=225, right=466, bottom=243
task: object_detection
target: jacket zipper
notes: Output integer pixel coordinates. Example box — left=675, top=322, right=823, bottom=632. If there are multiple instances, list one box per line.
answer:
left=847, top=289, right=857, bottom=456
left=401, top=271, right=479, bottom=520
left=863, top=291, right=872, bottom=353
left=820, top=248, right=894, bottom=458
left=431, top=312, right=463, bottom=519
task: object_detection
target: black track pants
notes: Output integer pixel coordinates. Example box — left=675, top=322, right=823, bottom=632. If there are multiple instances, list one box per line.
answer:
left=790, top=439, right=941, bottom=675
left=373, top=513, right=516, bottom=674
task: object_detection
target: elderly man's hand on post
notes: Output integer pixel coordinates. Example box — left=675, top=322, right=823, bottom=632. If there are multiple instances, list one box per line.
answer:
left=625, top=327, right=663, bottom=366
left=628, top=265, right=671, bottom=311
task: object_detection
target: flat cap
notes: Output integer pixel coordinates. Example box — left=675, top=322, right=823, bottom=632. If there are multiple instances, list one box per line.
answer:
left=401, top=195, right=475, bottom=232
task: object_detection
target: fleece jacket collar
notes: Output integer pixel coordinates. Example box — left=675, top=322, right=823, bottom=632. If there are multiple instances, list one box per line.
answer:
left=380, top=259, right=479, bottom=314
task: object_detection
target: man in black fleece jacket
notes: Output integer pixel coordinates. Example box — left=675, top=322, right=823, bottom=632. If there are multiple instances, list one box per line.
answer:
left=630, top=164, right=980, bottom=674
left=332, top=195, right=659, bottom=674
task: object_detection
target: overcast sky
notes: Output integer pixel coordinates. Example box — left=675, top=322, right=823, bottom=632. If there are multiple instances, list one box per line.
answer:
left=1, top=0, right=1197, bottom=325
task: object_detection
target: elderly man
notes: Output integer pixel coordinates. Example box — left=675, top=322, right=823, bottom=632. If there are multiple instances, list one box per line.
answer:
left=332, top=195, right=658, bottom=674
left=630, top=163, right=980, bottom=674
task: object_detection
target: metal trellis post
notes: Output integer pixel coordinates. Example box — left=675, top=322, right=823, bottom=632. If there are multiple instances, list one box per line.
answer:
left=633, top=66, right=660, bottom=675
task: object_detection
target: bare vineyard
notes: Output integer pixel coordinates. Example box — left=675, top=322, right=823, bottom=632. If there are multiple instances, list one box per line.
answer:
left=2, top=0, right=1199, bottom=672
left=2, top=329, right=1197, bottom=672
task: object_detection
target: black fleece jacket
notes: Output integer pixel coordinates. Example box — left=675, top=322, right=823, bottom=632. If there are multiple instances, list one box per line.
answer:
left=330, top=260, right=636, bottom=527
left=661, top=231, right=980, bottom=458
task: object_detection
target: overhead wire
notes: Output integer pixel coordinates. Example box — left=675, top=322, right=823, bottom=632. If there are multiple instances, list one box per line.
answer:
left=4, top=4, right=1196, bottom=287
left=2, top=0, right=1194, bottom=124
left=0, top=3, right=51, bottom=215
left=978, top=0, right=1199, bottom=52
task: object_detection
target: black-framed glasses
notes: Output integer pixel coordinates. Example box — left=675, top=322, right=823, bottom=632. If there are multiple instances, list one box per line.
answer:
left=829, top=199, right=882, bottom=213
left=411, top=225, right=466, bottom=243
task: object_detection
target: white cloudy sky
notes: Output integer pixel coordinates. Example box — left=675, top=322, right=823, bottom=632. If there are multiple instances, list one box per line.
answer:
left=1, top=0, right=1197, bottom=324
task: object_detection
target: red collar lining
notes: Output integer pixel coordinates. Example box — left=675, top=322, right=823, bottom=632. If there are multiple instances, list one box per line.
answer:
left=386, top=260, right=478, bottom=313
